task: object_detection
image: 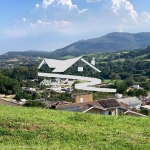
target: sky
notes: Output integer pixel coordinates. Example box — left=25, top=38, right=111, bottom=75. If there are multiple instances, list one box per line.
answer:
left=0, top=0, right=150, bottom=55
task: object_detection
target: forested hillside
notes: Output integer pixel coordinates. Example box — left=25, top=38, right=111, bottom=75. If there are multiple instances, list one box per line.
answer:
left=52, top=32, right=150, bottom=57
left=1, top=46, right=150, bottom=97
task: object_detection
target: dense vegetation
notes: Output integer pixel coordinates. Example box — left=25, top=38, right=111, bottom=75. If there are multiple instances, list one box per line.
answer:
left=0, top=74, right=21, bottom=95
left=0, top=104, right=150, bottom=150
left=1, top=46, right=150, bottom=99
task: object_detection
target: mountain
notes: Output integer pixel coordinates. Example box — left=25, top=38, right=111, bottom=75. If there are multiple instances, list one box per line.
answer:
left=0, top=50, right=51, bottom=59
left=1, top=32, right=150, bottom=59
left=52, top=32, right=150, bottom=56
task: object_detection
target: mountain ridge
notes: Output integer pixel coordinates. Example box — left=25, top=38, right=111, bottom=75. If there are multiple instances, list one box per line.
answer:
left=1, top=32, right=150, bottom=58
left=52, top=32, right=150, bottom=56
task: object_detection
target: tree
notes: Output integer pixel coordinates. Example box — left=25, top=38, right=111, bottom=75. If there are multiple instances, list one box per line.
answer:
left=109, top=72, right=121, bottom=81
left=127, top=90, right=136, bottom=97
left=141, top=108, right=149, bottom=116
left=135, top=89, right=148, bottom=97
left=125, top=76, right=134, bottom=86
left=110, top=81, right=128, bottom=94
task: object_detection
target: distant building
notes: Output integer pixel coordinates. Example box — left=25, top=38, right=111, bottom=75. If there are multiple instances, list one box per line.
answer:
left=115, top=94, right=123, bottom=99
left=133, top=85, right=140, bottom=89
left=141, top=105, right=150, bottom=111
left=22, top=87, right=36, bottom=94
left=124, top=110, right=147, bottom=117
left=117, top=97, right=142, bottom=110
left=71, top=93, right=93, bottom=103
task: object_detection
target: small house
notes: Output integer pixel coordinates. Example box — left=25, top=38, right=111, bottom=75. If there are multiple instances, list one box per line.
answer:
left=115, top=94, right=123, bottom=99
left=117, top=97, right=142, bottom=110
left=71, top=93, right=93, bottom=103
left=56, top=99, right=120, bottom=116
left=133, top=85, right=140, bottom=89
left=124, top=110, right=147, bottom=117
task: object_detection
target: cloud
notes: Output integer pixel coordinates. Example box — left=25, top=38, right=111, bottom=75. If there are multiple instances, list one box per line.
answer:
left=42, top=0, right=73, bottom=9
left=35, top=4, right=40, bottom=8
left=57, top=0, right=78, bottom=9
left=42, top=0, right=87, bottom=14
left=22, top=18, right=28, bottom=22
left=30, top=20, right=72, bottom=29
left=141, top=12, right=150, bottom=22
left=111, top=0, right=138, bottom=22
left=79, top=9, right=89, bottom=14
left=43, top=0, right=54, bottom=8
left=87, top=0, right=101, bottom=3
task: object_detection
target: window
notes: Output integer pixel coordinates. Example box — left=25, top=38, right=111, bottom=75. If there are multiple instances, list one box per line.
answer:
left=78, top=67, right=83, bottom=72
left=80, top=98, right=83, bottom=103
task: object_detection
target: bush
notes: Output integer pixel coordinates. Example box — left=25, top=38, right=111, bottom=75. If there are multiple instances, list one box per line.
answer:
left=23, top=100, right=46, bottom=108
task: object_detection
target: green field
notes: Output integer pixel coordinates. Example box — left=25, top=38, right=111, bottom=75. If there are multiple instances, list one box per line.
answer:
left=0, top=104, right=150, bottom=150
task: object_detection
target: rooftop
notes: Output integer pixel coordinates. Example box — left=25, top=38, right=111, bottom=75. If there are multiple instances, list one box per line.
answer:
left=117, top=97, right=142, bottom=105
left=57, top=99, right=120, bottom=112
left=141, top=105, right=150, bottom=109
left=0, top=99, right=20, bottom=106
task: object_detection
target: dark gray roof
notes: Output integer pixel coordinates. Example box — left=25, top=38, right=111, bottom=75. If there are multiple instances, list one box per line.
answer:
left=99, top=99, right=121, bottom=108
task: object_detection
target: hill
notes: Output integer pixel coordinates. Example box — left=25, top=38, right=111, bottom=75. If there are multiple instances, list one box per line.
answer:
left=52, top=32, right=150, bottom=56
left=1, top=32, right=150, bottom=59
left=0, top=104, right=150, bottom=150
left=0, top=50, right=50, bottom=59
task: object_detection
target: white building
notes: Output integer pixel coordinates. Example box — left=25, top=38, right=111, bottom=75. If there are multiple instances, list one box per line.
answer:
left=115, top=94, right=123, bottom=99
left=133, top=85, right=139, bottom=89
left=117, top=97, right=142, bottom=110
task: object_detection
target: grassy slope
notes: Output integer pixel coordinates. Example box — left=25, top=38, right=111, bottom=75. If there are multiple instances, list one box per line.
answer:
left=0, top=105, right=150, bottom=150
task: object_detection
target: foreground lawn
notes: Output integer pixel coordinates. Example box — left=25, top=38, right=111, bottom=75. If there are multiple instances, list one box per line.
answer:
left=0, top=104, right=150, bottom=150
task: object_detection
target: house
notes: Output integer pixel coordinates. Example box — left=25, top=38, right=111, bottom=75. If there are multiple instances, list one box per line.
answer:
left=124, top=110, right=147, bottom=117
left=118, top=102, right=130, bottom=114
left=118, top=102, right=147, bottom=117
left=133, top=85, right=140, bottom=89
left=117, top=97, right=142, bottom=110
left=22, top=87, right=36, bottom=94
left=115, top=94, right=123, bottom=99
left=71, top=93, right=93, bottom=103
left=56, top=99, right=121, bottom=116
left=141, top=105, right=150, bottom=111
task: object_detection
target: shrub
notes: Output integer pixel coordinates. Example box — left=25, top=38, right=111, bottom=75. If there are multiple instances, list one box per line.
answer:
left=23, top=100, right=46, bottom=108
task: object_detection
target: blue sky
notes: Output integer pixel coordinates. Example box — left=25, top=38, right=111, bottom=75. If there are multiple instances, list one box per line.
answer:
left=0, top=0, right=150, bottom=55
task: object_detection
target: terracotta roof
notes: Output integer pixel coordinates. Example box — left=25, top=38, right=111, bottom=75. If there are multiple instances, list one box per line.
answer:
left=0, top=99, right=20, bottom=106
left=119, top=102, right=129, bottom=110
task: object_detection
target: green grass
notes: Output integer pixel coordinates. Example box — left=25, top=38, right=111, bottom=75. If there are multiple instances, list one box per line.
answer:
left=111, top=58, right=125, bottom=62
left=0, top=104, right=150, bottom=150
left=61, top=55, right=74, bottom=59
left=103, top=79, right=112, bottom=83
